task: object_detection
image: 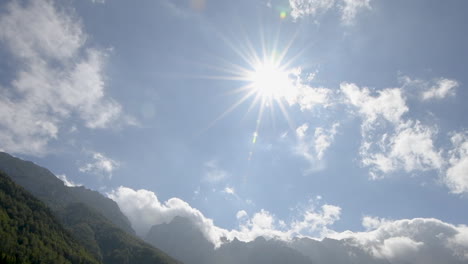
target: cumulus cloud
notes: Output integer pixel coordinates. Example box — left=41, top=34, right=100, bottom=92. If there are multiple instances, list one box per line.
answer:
left=290, top=204, right=341, bottom=235
left=109, top=186, right=341, bottom=246
left=289, top=0, right=371, bottom=24
left=341, top=82, right=443, bottom=179
left=0, top=0, right=125, bottom=155
left=285, top=68, right=333, bottom=111
left=108, top=186, right=227, bottom=246
left=340, top=82, right=408, bottom=128
left=362, top=121, right=443, bottom=179
left=203, top=160, right=229, bottom=183
left=422, top=78, right=458, bottom=100
left=236, top=210, right=248, bottom=220
left=445, top=131, right=468, bottom=194
left=79, top=152, right=120, bottom=179
left=331, top=217, right=468, bottom=264
left=110, top=186, right=468, bottom=263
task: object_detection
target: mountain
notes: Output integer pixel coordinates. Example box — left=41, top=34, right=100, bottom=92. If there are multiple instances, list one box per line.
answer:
left=0, top=170, right=99, bottom=264
left=145, top=216, right=401, bottom=264
left=57, top=203, right=179, bottom=264
left=213, top=236, right=313, bottom=264
left=145, top=216, right=313, bottom=264
left=146, top=216, right=215, bottom=264
left=0, top=152, right=134, bottom=234
left=289, top=237, right=390, bottom=264
left=0, top=152, right=181, bottom=264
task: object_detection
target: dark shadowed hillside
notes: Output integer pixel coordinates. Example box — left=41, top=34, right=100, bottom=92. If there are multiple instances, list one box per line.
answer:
left=57, top=203, right=180, bottom=264
left=146, top=216, right=215, bottom=264
left=0, top=171, right=99, bottom=264
left=0, top=152, right=181, bottom=264
left=0, top=152, right=134, bottom=234
left=146, top=216, right=314, bottom=264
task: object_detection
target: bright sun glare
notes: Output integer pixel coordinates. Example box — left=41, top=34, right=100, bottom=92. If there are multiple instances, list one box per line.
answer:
left=201, top=30, right=301, bottom=151
left=249, top=61, right=292, bottom=102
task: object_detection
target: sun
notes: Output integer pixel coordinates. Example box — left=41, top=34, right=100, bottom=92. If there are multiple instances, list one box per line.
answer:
left=198, top=28, right=300, bottom=144
left=248, top=60, right=293, bottom=103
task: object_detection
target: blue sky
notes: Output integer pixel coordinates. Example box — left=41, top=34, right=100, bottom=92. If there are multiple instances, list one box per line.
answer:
left=1, top=0, right=468, bottom=250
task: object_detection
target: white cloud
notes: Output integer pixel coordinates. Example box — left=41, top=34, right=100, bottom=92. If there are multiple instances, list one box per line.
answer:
left=340, top=0, right=371, bottom=25
left=0, top=0, right=84, bottom=60
left=341, top=82, right=443, bottom=179
left=291, top=204, right=341, bottom=235
left=109, top=186, right=341, bottom=246
left=203, top=160, right=229, bottom=183
left=225, top=202, right=341, bottom=243
left=286, top=68, right=332, bottom=111
left=340, top=82, right=408, bottom=128
left=314, top=123, right=340, bottom=160
left=79, top=152, right=120, bottom=179
left=296, top=123, right=309, bottom=139
left=289, top=0, right=336, bottom=19
left=294, top=122, right=340, bottom=171
left=362, top=121, right=443, bottom=178
left=388, top=121, right=443, bottom=171
left=422, top=78, right=458, bottom=100
left=236, top=210, right=248, bottom=220
left=56, top=174, right=82, bottom=187
left=289, top=0, right=371, bottom=24
left=379, top=236, right=424, bottom=260
left=295, top=123, right=316, bottom=165
left=110, top=186, right=468, bottom=263
left=223, top=186, right=236, bottom=195
left=362, top=216, right=383, bottom=231
left=331, top=217, right=468, bottom=264
left=0, top=0, right=125, bottom=155
left=108, top=186, right=227, bottom=246
left=445, top=131, right=468, bottom=194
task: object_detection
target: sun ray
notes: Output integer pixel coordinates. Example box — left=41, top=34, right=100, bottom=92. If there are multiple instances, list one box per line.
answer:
left=199, top=88, right=257, bottom=135
left=188, top=20, right=303, bottom=154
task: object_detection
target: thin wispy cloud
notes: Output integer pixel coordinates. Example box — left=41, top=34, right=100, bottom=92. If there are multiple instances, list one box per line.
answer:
left=294, top=122, right=339, bottom=172
left=56, top=174, right=82, bottom=187
left=203, top=159, right=229, bottom=183
left=79, top=151, right=120, bottom=179
left=289, top=0, right=372, bottom=24
left=422, top=78, right=459, bottom=101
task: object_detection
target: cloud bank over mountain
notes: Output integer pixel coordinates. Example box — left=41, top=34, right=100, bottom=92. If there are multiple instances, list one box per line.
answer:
left=110, top=186, right=468, bottom=263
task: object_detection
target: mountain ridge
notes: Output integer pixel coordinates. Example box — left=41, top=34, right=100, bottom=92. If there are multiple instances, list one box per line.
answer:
left=0, top=152, right=181, bottom=264
left=0, top=170, right=100, bottom=264
left=0, top=152, right=134, bottom=234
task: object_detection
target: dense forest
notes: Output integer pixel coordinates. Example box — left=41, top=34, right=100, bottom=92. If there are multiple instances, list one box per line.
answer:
left=0, top=171, right=99, bottom=264
left=0, top=153, right=181, bottom=264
